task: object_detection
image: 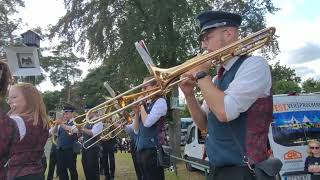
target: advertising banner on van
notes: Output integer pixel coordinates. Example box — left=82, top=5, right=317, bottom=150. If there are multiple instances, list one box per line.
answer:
left=269, top=94, right=320, bottom=179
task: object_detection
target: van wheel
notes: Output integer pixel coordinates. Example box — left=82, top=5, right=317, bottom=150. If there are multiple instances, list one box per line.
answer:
left=186, top=162, right=194, bottom=171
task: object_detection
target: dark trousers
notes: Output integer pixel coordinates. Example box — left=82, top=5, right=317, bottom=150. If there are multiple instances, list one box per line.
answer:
left=130, top=146, right=143, bottom=180
left=81, top=147, right=100, bottom=180
left=57, top=148, right=78, bottom=180
left=47, top=150, right=58, bottom=180
left=101, top=141, right=115, bottom=180
left=136, top=148, right=164, bottom=180
left=209, top=165, right=255, bottom=180
left=13, top=173, right=44, bottom=180
left=311, top=175, right=320, bottom=180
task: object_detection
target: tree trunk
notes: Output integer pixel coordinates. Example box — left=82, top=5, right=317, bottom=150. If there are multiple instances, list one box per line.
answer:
left=168, top=86, right=181, bottom=157
left=67, top=85, right=71, bottom=103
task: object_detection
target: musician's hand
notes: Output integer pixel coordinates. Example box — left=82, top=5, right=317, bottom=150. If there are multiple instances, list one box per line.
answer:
left=78, top=127, right=83, bottom=133
left=179, top=73, right=196, bottom=96
left=132, top=104, right=140, bottom=114
left=56, top=119, right=64, bottom=125
left=78, top=137, right=83, bottom=143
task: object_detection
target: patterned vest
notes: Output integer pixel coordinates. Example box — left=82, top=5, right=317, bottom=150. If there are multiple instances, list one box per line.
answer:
left=136, top=98, right=165, bottom=151
left=0, top=110, right=18, bottom=180
left=57, top=120, right=77, bottom=150
left=8, top=115, right=48, bottom=179
left=205, top=56, right=273, bottom=167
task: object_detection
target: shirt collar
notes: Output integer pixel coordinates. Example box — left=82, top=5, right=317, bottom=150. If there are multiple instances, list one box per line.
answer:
left=222, top=56, right=239, bottom=71
left=67, top=118, right=74, bottom=124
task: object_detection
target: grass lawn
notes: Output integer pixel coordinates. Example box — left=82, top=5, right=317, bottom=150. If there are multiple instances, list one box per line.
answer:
left=46, top=152, right=205, bottom=180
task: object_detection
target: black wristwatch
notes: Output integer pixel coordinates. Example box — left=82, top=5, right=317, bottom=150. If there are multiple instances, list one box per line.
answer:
left=195, top=71, right=208, bottom=82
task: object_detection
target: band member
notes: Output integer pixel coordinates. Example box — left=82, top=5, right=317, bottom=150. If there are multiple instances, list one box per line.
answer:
left=132, top=76, right=167, bottom=180
left=100, top=116, right=117, bottom=180
left=0, top=60, right=16, bottom=180
left=80, top=105, right=103, bottom=180
left=179, top=11, right=273, bottom=180
left=125, top=123, right=142, bottom=180
left=7, top=83, right=49, bottom=180
left=51, top=105, right=78, bottom=180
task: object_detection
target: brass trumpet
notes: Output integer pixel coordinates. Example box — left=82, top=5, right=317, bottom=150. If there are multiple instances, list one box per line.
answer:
left=48, top=119, right=57, bottom=127
left=48, top=119, right=58, bottom=145
left=85, top=27, right=275, bottom=125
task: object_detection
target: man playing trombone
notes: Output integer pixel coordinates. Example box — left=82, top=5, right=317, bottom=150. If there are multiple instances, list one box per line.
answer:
left=132, top=76, right=167, bottom=180
left=179, top=10, right=273, bottom=180
left=79, top=105, right=103, bottom=180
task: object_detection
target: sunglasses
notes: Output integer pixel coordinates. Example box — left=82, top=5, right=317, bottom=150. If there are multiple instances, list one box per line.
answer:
left=310, top=146, right=320, bottom=150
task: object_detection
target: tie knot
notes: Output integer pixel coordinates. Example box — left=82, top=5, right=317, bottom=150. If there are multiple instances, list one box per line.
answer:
left=217, top=67, right=225, bottom=79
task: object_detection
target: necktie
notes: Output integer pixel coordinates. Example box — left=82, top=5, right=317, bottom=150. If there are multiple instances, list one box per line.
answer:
left=217, top=66, right=225, bottom=80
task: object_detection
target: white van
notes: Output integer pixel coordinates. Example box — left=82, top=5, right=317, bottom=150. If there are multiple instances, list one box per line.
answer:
left=180, top=118, right=193, bottom=145
left=183, top=122, right=209, bottom=171
left=269, top=93, right=320, bottom=180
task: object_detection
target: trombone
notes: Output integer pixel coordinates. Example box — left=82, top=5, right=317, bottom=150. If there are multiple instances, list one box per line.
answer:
left=69, top=98, right=118, bottom=134
left=82, top=111, right=133, bottom=149
left=85, top=27, right=275, bottom=126
left=81, top=82, right=137, bottom=149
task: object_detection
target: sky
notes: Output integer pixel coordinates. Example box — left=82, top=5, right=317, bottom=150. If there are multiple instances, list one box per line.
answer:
left=16, top=0, right=320, bottom=92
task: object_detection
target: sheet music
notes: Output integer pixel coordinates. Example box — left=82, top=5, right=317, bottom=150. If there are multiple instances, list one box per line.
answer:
left=134, top=40, right=155, bottom=75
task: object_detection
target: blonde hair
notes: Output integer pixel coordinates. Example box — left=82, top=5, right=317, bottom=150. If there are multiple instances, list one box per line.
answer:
left=0, top=60, right=12, bottom=100
left=8, top=83, right=49, bottom=129
left=307, top=140, right=320, bottom=157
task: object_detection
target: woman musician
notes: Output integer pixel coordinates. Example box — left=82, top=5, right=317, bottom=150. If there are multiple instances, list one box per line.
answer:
left=6, top=83, right=49, bottom=180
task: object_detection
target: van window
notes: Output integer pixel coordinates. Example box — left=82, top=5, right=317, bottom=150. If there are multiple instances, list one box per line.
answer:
left=271, top=110, right=320, bottom=146
left=198, top=128, right=206, bottom=144
left=181, top=121, right=192, bottom=129
left=187, top=126, right=195, bottom=144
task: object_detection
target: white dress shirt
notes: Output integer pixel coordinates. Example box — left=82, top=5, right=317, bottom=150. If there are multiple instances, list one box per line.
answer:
left=201, top=56, right=272, bottom=121
left=91, top=121, right=103, bottom=136
left=10, top=115, right=26, bottom=141
left=144, top=98, right=167, bottom=127
left=125, top=123, right=134, bottom=134
left=134, top=97, right=167, bottom=134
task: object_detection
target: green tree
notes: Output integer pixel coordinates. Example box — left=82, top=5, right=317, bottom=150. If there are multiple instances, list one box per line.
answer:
left=271, top=61, right=301, bottom=94
left=271, top=61, right=301, bottom=84
left=41, top=41, right=85, bottom=102
left=50, top=0, right=279, bottom=157
left=42, top=90, right=63, bottom=112
left=273, top=80, right=301, bottom=94
left=302, top=78, right=320, bottom=93
left=0, top=0, right=24, bottom=57
left=75, top=64, right=132, bottom=107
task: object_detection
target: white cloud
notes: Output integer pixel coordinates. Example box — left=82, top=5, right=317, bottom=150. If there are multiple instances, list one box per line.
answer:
left=288, top=43, right=320, bottom=64
left=267, top=1, right=320, bottom=81
left=19, top=0, right=66, bottom=30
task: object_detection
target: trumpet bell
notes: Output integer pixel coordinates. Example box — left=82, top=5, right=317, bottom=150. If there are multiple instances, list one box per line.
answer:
left=73, top=114, right=86, bottom=128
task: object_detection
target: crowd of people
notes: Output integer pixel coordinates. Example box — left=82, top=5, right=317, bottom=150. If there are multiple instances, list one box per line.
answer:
left=0, top=9, right=319, bottom=180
